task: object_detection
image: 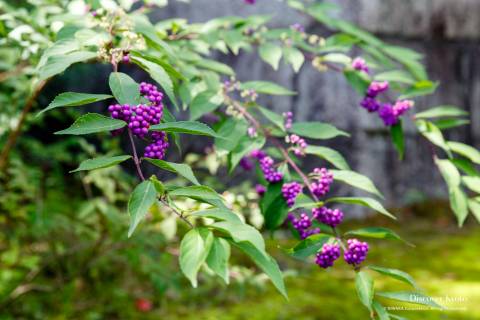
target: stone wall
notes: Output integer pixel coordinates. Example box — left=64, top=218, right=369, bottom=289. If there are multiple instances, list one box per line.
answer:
left=151, top=0, right=480, bottom=209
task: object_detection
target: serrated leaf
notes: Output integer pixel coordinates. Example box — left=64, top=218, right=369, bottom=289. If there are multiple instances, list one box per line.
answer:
left=376, top=291, right=443, bottom=309
left=356, top=271, right=374, bottom=312
left=231, top=241, right=287, bottom=299
left=128, top=180, right=158, bottom=237
left=305, top=146, right=350, bottom=170
left=179, top=227, right=214, bottom=287
left=240, top=81, right=296, bottom=95
left=215, top=118, right=248, bottom=152
left=368, top=266, right=419, bottom=290
left=144, top=159, right=200, bottom=185
left=151, top=121, right=219, bottom=137
left=291, top=122, right=349, bottom=139
left=415, top=106, right=468, bottom=119
left=331, top=170, right=383, bottom=198
left=55, top=113, right=126, bottom=135
left=435, top=158, right=461, bottom=187
left=468, top=198, right=480, bottom=223
left=195, top=58, right=234, bottom=75
left=206, top=237, right=230, bottom=284
left=37, top=92, right=112, bottom=116
left=257, top=106, right=285, bottom=131
left=108, top=72, right=141, bottom=105
left=283, top=46, right=304, bottom=72
left=326, top=197, right=395, bottom=219
left=322, top=53, right=351, bottom=65
left=399, top=81, right=438, bottom=99
left=211, top=220, right=265, bottom=253
left=259, top=43, right=283, bottom=70
left=70, top=155, right=131, bottom=173
left=449, top=186, right=469, bottom=227
left=416, top=120, right=451, bottom=156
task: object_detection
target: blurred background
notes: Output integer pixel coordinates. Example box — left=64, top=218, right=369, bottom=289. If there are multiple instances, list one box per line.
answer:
left=0, top=0, right=479, bottom=319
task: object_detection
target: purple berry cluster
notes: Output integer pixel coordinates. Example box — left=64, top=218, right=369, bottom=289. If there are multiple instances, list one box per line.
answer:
left=255, top=184, right=266, bottom=196
left=310, top=167, right=334, bottom=198
left=282, top=182, right=303, bottom=207
left=344, top=238, right=369, bottom=265
left=312, top=206, right=344, bottom=228
left=287, top=212, right=321, bottom=239
left=283, top=111, right=293, bottom=129
left=351, top=57, right=369, bottom=74
left=251, top=150, right=283, bottom=183
left=315, top=243, right=341, bottom=268
left=286, top=134, right=307, bottom=156
left=144, top=131, right=169, bottom=160
left=109, top=81, right=169, bottom=159
left=358, top=74, right=414, bottom=126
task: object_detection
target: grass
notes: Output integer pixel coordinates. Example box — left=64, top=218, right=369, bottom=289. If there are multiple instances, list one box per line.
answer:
left=149, top=218, right=480, bottom=320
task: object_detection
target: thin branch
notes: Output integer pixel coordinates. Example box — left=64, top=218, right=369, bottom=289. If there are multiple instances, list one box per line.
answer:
left=127, top=129, right=146, bottom=181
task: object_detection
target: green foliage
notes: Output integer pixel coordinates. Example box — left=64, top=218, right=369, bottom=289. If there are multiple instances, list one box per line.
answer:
left=55, top=113, right=126, bottom=135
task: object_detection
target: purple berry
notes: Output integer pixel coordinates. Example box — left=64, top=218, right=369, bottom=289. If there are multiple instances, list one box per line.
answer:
left=310, top=168, right=333, bottom=197
left=283, top=111, right=293, bottom=130
left=366, top=81, right=389, bottom=98
left=240, top=157, right=254, bottom=171
left=259, top=156, right=283, bottom=183
left=281, top=182, right=303, bottom=207
left=316, top=243, right=341, bottom=268
left=312, top=207, right=344, bottom=228
left=287, top=134, right=307, bottom=156
left=144, top=131, right=169, bottom=160
left=360, top=97, right=381, bottom=113
left=378, top=103, right=398, bottom=126
left=344, top=238, right=369, bottom=265
left=255, top=184, right=266, bottom=196
left=352, top=57, right=369, bottom=74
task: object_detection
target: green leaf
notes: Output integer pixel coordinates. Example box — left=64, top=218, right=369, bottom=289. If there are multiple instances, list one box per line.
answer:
left=259, top=43, right=283, bottom=70
left=215, top=118, right=248, bottom=152
left=399, top=81, right=438, bottom=99
left=416, top=120, right=451, bottom=156
left=240, top=81, right=296, bottom=96
left=190, top=91, right=223, bottom=121
left=368, top=266, right=419, bottom=290
left=228, top=135, right=266, bottom=173
left=131, top=55, right=178, bottom=109
left=331, top=170, right=383, bottom=198
left=283, top=46, right=304, bottom=72
left=150, top=121, right=219, bottom=137
left=179, top=227, right=214, bottom=287
left=356, top=271, right=374, bottom=312
left=285, top=233, right=331, bottom=260
left=376, top=292, right=443, bottom=309
left=70, top=155, right=131, bottom=173
left=257, top=106, right=285, bottom=131
left=468, top=198, right=480, bottom=223
left=108, top=72, right=141, bottom=105
left=169, top=186, right=226, bottom=208
left=305, top=146, right=350, bottom=170
left=462, top=176, right=480, bottom=194
left=263, top=194, right=290, bottom=230
left=206, top=237, right=230, bottom=284
left=374, top=70, right=415, bottom=85
left=451, top=158, right=480, bottom=176
left=195, top=58, right=234, bottom=76
left=37, top=92, right=112, bottom=116
left=326, top=197, right=395, bottom=220
left=231, top=241, right=287, bottom=299
left=449, top=186, right=469, bottom=227
left=290, top=122, right=349, bottom=139
left=191, top=208, right=242, bottom=224
left=372, top=301, right=390, bottom=320
left=134, top=15, right=175, bottom=58
left=415, top=106, right=468, bottom=119
left=38, top=51, right=97, bottom=80
left=390, top=121, right=404, bottom=160
left=435, top=158, right=461, bottom=187
left=144, top=159, right=200, bottom=185
left=322, top=53, right=351, bottom=65
left=128, top=180, right=158, bottom=237
left=344, top=69, right=371, bottom=95
left=434, top=118, right=470, bottom=130
left=345, top=227, right=410, bottom=245
left=447, top=142, right=480, bottom=164
left=55, top=113, right=126, bottom=135
left=211, top=220, right=265, bottom=253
